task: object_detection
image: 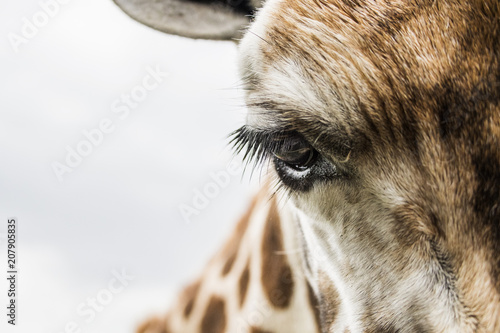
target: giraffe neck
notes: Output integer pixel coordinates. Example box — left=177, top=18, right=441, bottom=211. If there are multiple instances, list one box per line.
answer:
left=139, top=185, right=321, bottom=333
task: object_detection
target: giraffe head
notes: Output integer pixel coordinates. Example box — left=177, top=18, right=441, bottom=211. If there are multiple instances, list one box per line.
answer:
left=115, top=0, right=500, bottom=331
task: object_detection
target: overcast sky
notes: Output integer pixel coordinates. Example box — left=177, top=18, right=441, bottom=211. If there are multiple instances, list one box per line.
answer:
left=0, top=1, right=258, bottom=332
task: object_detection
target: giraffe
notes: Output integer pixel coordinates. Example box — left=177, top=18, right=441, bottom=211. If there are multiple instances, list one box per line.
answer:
left=114, top=0, right=500, bottom=332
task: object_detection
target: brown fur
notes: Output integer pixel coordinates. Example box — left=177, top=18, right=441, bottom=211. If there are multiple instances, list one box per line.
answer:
left=137, top=316, right=170, bottom=333
left=221, top=252, right=237, bottom=276
left=215, top=194, right=257, bottom=271
left=183, top=280, right=201, bottom=318
left=239, top=260, right=251, bottom=307
left=261, top=197, right=295, bottom=308
left=317, top=272, right=340, bottom=331
left=200, top=296, right=227, bottom=333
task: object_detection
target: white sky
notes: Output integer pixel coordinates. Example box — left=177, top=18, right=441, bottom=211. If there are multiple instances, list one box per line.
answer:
left=0, top=0, right=259, bottom=332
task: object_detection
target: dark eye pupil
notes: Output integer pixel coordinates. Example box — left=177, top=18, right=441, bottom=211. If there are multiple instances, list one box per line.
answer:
left=272, top=137, right=317, bottom=171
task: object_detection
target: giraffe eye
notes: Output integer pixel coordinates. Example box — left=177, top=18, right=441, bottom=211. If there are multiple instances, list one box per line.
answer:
left=229, top=126, right=343, bottom=192
left=270, top=133, right=343, bottom=192
left=272, top=136, right=318, bottom=171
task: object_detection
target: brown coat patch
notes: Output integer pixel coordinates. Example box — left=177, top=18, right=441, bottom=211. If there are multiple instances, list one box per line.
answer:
left=136, top=316, right=170, bottom=333
left=261, top=197, right=295, bottom=308
left=219, top=195, right=259, bottom=276
left=239, top=260, right=251, bottom=307
left=221, top=252, right=237, bottom=276
left=182, top=280, right=201, bottom=318
left=318, top=272, right=340, bottom=330
left=200, top=296, right=227, bottom=333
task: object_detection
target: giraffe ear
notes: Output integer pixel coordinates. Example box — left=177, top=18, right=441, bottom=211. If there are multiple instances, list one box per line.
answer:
left=113, top=0, right=260, bottom=40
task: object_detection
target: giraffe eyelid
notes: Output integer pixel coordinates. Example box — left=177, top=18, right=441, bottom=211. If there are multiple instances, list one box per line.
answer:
left=230, top=125, right=318, bottom=166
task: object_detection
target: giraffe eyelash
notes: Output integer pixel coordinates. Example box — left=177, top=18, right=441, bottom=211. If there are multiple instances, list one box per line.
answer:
left=229, top=125, right=291, bottom=167
left=230, top=126, right=303, bottom=199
